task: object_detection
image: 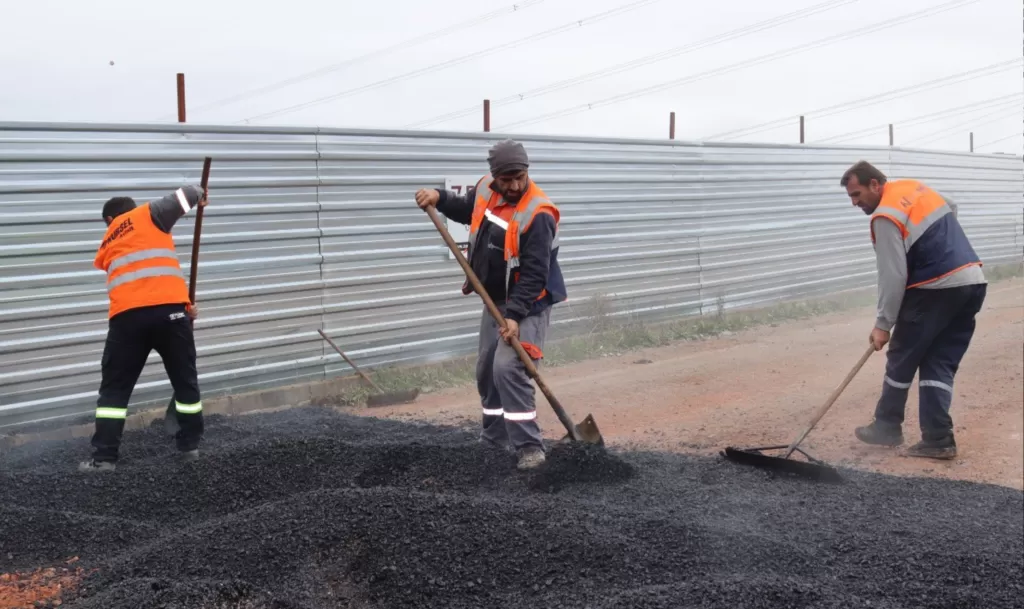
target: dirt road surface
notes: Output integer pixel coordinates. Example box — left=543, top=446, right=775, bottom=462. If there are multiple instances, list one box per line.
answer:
left=366, top=279, right=1024, bottom=489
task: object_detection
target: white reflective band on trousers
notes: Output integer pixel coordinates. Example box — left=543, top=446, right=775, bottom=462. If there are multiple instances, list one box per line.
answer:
left=919, top=380, right=953, bottom=393
left=503, top=410, right=537, bottom=421
left=481, top=407, right=537, bottom=421
left=884, top=376, right=913, bottom=390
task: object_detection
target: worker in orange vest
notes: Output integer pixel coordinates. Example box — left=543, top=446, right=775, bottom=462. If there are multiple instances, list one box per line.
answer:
left=841, top=160, right=986, bottom=460
left=80, top=184, right=209, bottom=472
left=415, top=140, right=567, bottom=470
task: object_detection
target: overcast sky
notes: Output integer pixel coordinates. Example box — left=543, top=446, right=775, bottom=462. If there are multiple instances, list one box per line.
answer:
left=1, top=0, right=1021, bottom=153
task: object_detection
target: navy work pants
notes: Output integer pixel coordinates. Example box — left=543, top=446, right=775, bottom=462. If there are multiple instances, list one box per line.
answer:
left=874, top=284, right=987, bottom=441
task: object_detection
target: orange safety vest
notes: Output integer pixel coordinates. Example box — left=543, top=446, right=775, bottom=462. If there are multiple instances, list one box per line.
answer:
left=869, top=179, right=981, bottom=288
left=464, top=176, right=561, bottom=300
left=94, top=203, right=190, bottom=319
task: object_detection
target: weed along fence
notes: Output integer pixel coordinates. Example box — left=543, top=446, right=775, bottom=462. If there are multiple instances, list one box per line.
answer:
left=0, top=121, right=1021, bottom=429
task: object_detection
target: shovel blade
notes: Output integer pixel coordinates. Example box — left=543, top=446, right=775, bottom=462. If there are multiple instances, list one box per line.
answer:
left=559, top=413, right=604, bottom=445
left=365, top=388, right=421, bottom=408
left=721, top=446, right=844, bottom=483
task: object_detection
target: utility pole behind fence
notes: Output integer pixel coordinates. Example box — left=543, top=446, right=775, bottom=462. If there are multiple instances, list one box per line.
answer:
left=176, top=73, right=186, bottom=123
left=799, top=115, right=805, bottom=143
left=970, top=132, right=974, bottom=152
left=483, top=99, right=491, bottom=133
left=669, top=111, right=676, bottom=140
left=888, top=124, right=894, bottom=146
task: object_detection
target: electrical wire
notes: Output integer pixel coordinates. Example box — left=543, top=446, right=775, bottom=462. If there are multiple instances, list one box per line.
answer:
left=241, top=0, right=665, bottom=123
left=500, top=0, right=982, bottom=130
left=705, top=57, right=1022, bottom=141
left=901, top=105, right=1023, bottom=146
left=819, top=93, right=1023, bottom=144
left=404, top=0, right=857, bottom=129
left=974, top=132, right=1023, bottom=150
left=152, top=0, right=549, bottom=121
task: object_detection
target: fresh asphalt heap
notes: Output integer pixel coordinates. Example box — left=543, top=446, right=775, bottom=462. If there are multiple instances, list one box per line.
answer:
left=1, top=407, right=1021, bottom=609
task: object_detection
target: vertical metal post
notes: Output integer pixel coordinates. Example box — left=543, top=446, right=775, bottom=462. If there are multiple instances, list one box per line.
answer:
left=969, top=132, right=974, bottom=152
left=799, top=115, right=805, bottom=143
left=176, top=73, right=187, bottom=123
left=483, top=99, right=491, bottom=132
left=669, top=111, right=676, bottom=140
left=888, top=124, right=894, bottom=146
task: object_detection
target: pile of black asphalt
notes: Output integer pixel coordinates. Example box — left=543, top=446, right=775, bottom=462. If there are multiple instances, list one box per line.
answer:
left=1, top=406, right=1021, bottom=609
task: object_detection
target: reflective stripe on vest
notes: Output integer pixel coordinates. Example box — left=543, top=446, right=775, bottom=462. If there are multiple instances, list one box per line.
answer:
left=107, top=264, right=185, bottom=293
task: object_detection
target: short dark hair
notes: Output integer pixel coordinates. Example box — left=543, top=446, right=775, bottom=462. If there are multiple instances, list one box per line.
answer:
left=840, top=160, right=887, bottom=187
left=102, top=196, right=136, bottom=220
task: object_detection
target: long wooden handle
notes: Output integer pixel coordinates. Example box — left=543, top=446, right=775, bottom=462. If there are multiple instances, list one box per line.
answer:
left=782, top=345, right=875, bottom=458
left=188, top=156, right=213, bottom=306
left=317, top=329, right=384, bottom=394
left=423, top=205, right=582, bottom=441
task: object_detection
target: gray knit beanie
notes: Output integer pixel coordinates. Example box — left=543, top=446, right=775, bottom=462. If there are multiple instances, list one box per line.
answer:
left=487, top=139, right=529, bottom=177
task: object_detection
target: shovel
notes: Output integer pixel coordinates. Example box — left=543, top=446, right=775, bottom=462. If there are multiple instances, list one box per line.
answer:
left=317, top=329, right=421, bottom=407
left=165, top=157, right=212, bottom=436
left=721, top=345, right=875, bottom=483
left=422, top=205, right=603, bottom=445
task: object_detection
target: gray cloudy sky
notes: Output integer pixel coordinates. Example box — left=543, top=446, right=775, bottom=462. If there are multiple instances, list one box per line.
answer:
left=2, top=0, right=1021, bottom=152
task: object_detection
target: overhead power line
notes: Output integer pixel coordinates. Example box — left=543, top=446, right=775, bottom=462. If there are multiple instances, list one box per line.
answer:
left=154, top=0, right=549, bottom=121
left=405, top=0, right=857, bottom=129
left=705, top=57, right=1023, bottom=141
left=974, top=132, right=1023, bottom=150
left=501, top=0, right=982, bottom=130
left=819, top=93, right=1023, bottom=144
left=242, top=0, right=664, bottom=123
left=901, top=105, right=1024, bottom=147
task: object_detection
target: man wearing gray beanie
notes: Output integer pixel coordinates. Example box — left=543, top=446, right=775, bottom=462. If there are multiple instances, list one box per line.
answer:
left=415, top=139, right=567, bottom=470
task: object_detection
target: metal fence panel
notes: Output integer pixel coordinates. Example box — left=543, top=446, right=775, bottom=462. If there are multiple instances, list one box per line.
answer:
left=0, top=122, right=1020, bottom=428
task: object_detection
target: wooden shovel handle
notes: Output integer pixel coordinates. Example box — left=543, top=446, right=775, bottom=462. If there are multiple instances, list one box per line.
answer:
left=423, top=205, right=582, bottom=441
left=317, top=329, right=384, bottom=394
left=188, top=156, right=213, bottom=307
left=783, top=345, right=876, bottom=458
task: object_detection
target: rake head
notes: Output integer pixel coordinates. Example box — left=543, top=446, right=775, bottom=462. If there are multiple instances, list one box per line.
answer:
left=721, top=444, right=844, bottom=483
left=365, top=388, right=421, bottom=408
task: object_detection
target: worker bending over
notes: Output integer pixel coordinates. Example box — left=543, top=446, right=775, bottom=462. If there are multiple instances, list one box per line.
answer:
left=80, top=184, right=209, bottom=472
left=841, top=160, right=986, bottom=460
left=415, top=140, right=566, bottom=470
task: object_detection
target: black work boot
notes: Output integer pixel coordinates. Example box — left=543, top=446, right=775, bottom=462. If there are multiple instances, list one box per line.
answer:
left=854, top=420, right=904, bottom=446
left=905, top=436, right=957, bottom=460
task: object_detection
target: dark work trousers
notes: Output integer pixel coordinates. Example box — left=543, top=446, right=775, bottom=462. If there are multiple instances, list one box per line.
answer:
left=92, top=303, right=203, bottom=462
left=874, top=284, right=987, bottom=442
left=476, top=305, right=550, bottom=451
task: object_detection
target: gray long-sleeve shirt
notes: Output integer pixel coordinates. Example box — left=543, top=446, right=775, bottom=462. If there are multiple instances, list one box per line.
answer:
left=871, top=204, right=986, bottom=331
left=150, top=185, right=204, bottom=233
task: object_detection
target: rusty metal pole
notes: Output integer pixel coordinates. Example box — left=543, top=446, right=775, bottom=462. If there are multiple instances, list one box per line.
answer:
left=969, top=132, right=974, bottom=152
left=799, top=115, right=805, bottom=143
left=888, top=124, right=894, bottom=146
left=176, top=73, right=186, bottom=123
left=669, top=112, right=676, bottom=140
left=483, top=99, right=491, bottom=132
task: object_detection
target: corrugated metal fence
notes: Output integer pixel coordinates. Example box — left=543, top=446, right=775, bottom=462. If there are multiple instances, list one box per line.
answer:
left=1, top=122, right=1020, bottom=428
